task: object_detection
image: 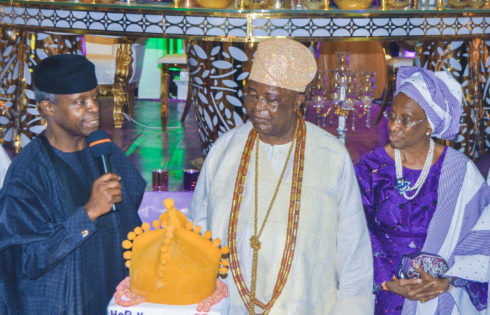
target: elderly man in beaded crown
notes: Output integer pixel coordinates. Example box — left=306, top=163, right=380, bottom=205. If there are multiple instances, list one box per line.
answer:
left=188, top=38, right=374, bottom=314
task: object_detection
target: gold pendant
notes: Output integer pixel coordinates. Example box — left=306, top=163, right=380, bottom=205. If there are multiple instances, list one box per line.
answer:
left=250, top=236, right=261, bottom=250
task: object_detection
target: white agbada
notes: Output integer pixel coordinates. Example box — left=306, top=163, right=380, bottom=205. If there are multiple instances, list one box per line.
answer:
left=189, top=121, right=374, bottom=315
left=0, top=145, right=10, bottom=188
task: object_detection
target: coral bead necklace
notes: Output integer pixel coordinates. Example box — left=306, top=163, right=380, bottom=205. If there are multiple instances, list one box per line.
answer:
left=228, top=118, right=306, bottom=314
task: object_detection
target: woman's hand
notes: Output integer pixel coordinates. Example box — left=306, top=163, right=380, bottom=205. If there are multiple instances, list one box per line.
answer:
left=384, top=265, right=450, bottom=303
left=408, top=266, right=450, bottom=303
left=385, top=276, right=423, bottom=300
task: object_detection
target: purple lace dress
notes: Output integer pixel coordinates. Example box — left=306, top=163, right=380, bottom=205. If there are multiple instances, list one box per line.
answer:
left=355, top=146, right=487, bottom=314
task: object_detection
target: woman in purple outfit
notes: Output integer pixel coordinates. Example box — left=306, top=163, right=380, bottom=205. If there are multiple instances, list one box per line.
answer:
left=355, top=66, right=489, bottom=314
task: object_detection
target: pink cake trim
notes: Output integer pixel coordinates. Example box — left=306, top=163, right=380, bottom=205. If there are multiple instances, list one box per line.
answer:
left=196, top=279, right=228, bottom=312
left=114, top=277, right=228, bottom=312
left=114, top=277, right=146, bottom=307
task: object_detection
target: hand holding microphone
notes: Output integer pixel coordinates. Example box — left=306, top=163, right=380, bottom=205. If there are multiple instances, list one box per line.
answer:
left=83, top=130, right=121, bottom=220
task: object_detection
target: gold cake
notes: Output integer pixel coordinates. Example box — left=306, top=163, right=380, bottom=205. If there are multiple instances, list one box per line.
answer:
left=122, top=198, right=229, bottom=305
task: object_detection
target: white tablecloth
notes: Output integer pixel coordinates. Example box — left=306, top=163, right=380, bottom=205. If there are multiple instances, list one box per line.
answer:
left=138, top=191, right=194, bottom=223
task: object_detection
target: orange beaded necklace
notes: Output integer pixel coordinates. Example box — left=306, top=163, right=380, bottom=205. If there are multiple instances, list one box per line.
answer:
left=227, top=118, right=306, bottom=314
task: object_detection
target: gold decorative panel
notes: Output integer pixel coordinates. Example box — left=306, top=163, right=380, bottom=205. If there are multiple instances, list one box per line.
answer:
left=187, top=41, right=255, bottom=154
left=0, top=29, right=82, bottom=151
left=417, top=39, right=490, bottom=160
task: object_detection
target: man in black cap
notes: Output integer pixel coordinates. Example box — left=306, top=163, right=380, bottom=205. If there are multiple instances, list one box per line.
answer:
left=0, top=54, right=145, bottom=314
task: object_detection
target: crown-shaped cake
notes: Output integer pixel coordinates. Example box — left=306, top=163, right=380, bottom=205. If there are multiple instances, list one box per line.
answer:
left=121, top=198, right=229, bottom=305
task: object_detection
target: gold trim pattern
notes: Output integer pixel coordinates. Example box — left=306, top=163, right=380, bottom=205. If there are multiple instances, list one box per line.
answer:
left=0, top=3, right=489, bottom=42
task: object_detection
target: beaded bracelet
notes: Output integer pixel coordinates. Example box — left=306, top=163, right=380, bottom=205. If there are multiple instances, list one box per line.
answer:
left=446, top=277, right=455, bottom=292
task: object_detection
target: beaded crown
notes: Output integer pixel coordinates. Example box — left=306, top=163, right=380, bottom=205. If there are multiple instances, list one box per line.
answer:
left=122, top=198, right=229, bottom=305
left=249, top=38, right=317, bottom=92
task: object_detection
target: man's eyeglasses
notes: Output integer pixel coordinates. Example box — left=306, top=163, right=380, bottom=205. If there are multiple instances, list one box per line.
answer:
left=243, top=93, right=280, bottom=111
left=384, top=110, right=427, bottom=129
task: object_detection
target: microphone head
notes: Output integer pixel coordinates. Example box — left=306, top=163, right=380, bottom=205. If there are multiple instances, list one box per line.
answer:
left=87, top=130, right=112, bottom=158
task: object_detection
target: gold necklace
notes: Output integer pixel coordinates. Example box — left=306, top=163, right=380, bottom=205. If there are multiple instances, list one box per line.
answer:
left=249, top=124, right=297, bottom=313
left=228, top=118, right=306, bottom=314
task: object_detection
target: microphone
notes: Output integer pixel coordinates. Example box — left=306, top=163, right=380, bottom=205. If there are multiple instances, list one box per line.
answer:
left=87, top=130, right=119, bottom=212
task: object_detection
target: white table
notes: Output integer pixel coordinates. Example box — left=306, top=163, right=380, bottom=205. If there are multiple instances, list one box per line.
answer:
left=107, top=295, right=228, bottom=315
left=138, top=191, right=194, bottom=223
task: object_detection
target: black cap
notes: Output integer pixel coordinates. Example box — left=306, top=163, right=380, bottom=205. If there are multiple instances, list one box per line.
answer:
left=33, top=54, right=98, bottom=95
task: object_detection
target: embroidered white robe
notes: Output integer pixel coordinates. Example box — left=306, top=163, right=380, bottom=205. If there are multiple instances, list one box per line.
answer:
left=189, top=121, right=374, bottom=315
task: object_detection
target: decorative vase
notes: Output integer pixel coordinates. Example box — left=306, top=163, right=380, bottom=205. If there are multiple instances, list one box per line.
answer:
left=243, top=0, right=269, bottom=8
left=303, top=0, right=326, bottom=9
left=447, top=0, right=468, bottom=8
left=333, top=0, right=373, bottom=10
left=196, top=0, right=233, bottom=8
